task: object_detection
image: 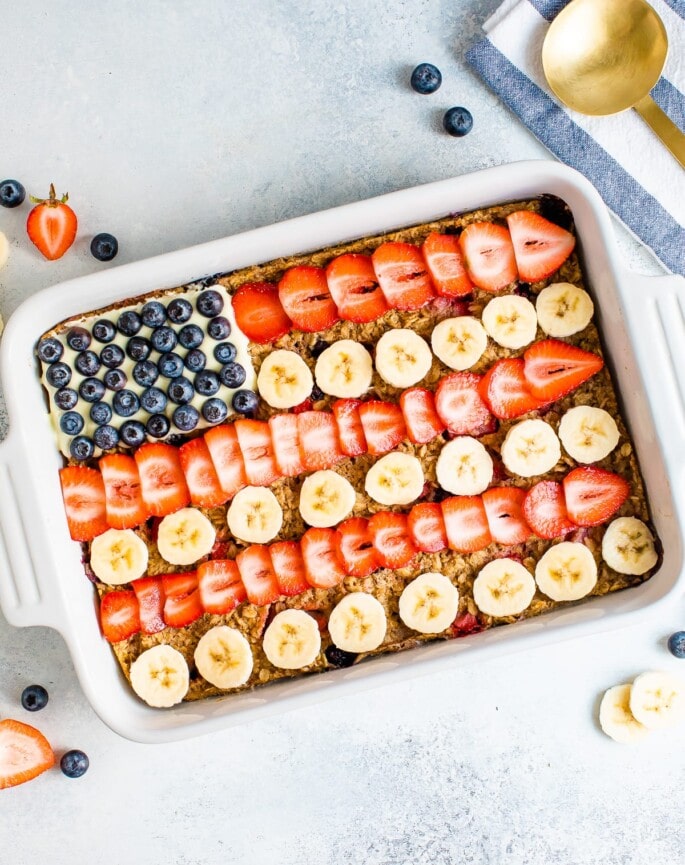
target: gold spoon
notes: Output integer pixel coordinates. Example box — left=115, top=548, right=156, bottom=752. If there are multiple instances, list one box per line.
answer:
left=542, top=0, right=685, bottom=169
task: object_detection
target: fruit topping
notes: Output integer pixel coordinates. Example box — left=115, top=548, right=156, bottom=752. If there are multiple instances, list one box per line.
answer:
left=300, top=527, right=348, bottom=588
left=314, top=340, right=373, bottom=398
left=522, top=480, right=575, bottom=539
left=234, top=419, right=280, bottom=486
left=435, top=371, right=494, bottom=434
left=400, top=387, right=445, bottom=444
left=375, top=328, right=433, bottom=388
left=100, top=589, right=141, bottom=642
left=269, top=540, right=310, bottom=596
left=132, top=576, right=166, bottom=634
left=204, top=423, right=248, bottom=498
left=232, top=281, right=292, bottom=344
left=407, top=502, right=448, bottom=553
left=296, top=411, right=345, bottom=472
left=372, top=241, right=435, bottom=310
left=506, top=211, right=575, bottom=282
left=335, top=517, right=380, bottom=577
left=172, top=404, right=200, bottom=431
left=357, top=400, right=407, bottom=455
left=562, top=466, right=630, bottom=527
left=399, top=572, right=459, bottom=633
left=99, top=453, right=149, bottom=529
left=331, top=398, right=368, bottom=457
left=236, top=545, right=280, bottom=605
left=441, top=495, right=492, bottom=552
left=481, top=487, right=530, bottom=545
left=278, top=266, right=340, bottom=333
left=367, top=511, right=418, bottom=569
left=523, top=339, right=604, bottom=402
left=197, top=560, right=247, bottom=614
left=479, top=358, right=547, bottom=419
left=458, top=222, right=517, bottom=292
left=178, top=438, right=226, bottom=508
left=134, top=442, right=190, bottom=516
left=59, top=466, right=109, bottom=541
left=325, top=253, right=388, bottom=323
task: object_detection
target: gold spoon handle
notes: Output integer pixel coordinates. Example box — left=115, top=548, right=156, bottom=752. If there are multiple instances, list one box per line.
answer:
left=634, top=95, right=685, bottom=170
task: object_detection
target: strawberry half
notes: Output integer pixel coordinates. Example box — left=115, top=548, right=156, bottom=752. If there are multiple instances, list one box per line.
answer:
left=297, top=411, right=345, bottom=471
left=59, top=465, right=109, bottom=541
left=132, top=576, right=166, bottom=634
left=301, top=527, right=348, bottom=588
left=371, top=241, right=435, bottom=310
left=523, top=339, right=604, bottom=402
left=523, top=481, right=576, bottom=539
left=0, top=719, right=55, bottom=790
left=400, top=387, right=446, bottom=444
left=269, top=413, right=306, bottom=477
left=326, top=253, right=388, bottom=323
left=367, top=511, right=418, bottom=569
left=100, top=589, right=141, bottom=642
left=231, top=282, right=292, bottom=344
left=204, top=424, right=248, bottom=499
left=332, top=399, right=368, bottom=457
left=458, top=222, right=517, bottom=292
left=480, top=358, right=548, bottom=419
left=99, top=454, right=149, bottom=530
left=134, top=442, right=191, bottom=517
left=197, top=560, right=247, bottom=614
left=278, top=265, right=340, bottom=333
left=234, top=419, right=280, bottom=486
left=335, top=517, right=380, bottom=577
left=236, top=545, right=280, bottom=605
left=269, top=540, right=310, bottom=596
left=407, top=502, right=448, bottom=553
left=422, top=232, right=473, bottom=297
left=434, top=372, right=495, bottom=435
left=563, top=466, right=630, bottom=527
left=178, top=438, right=227, bottom=509
left=506, top=210, right=576, bottom=282
left=357, top=401, right=407, bottom=455
left=481, top=486, right=531, bottom=545
left=441, top=496, right=492, bottom=553
left=26, top=184, right=77, bottom=260
left=162, top=572, right=204, bottom=628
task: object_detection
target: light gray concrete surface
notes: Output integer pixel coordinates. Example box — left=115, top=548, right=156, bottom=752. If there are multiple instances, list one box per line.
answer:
left=0, top=2, right=680, bottom=863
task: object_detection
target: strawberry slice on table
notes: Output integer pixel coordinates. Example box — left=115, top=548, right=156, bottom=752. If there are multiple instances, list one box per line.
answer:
left=300, top=527, right=348, bottom=588
left=458, top=222, right=517, bottom=292
left=407, top=502, right=448, bottom=553
left=482, top=487, right=531, bottom=545
left=371, top=241, right=436, bottom=310
left=204, top=424, right=248, bottom=499
left=161, top=572, right=204, bottom=628
left=357, top=401, right=407, bottom=455
left=400, top=387, right=446, bottom=444
left=422, top=232, right=474, bottom=297
left=231, top=281, right=292, bottom=344
left=234, top=419, right=280, bottom=486
left=26, top=184, right=77, bottom=260
left=100, top=589, right=141, bottom=642
left=197, top=559, right=247, bottom=614
left=523, top=480, right=576, bottom=539
left=441, top=496, right=492, bottom=553
left=178, top=438, right=227, bottom=509
left=506, top=210, right=576, bottom=282
left=59, top=465, right=109, bottom=541
left=296, top=411, right=345, bottom=471
left=326, top=253, right=389, bottom=323
left=269, top=541, right=310, bottom=596
left=332, top=399, right=368, bottom=457
left=435, top=372, right=495, bottom=435
left=523, top=339, right=604, bottom=402
left=335, top=517, right=380, bottom=577
left=563, top=466, right=630, bottom=527
left=479, top=358, right=548, bottom=419
left=278, top=265, right=340, bottom=333
left=368, top=511, right=418, bottom=569
left=268, top=413, right=306, bottom=477
left=132, top=576, right=165, bottom=634
left=236, top=545, right=280, bottom=605
left=99, top=454, right=149, bottom=530
left=0, top=719, right=55, bottom=790
left=134, top=442, right=190, bottom=517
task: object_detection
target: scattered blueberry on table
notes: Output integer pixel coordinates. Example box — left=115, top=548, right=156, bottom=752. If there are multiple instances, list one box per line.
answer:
left=90, top=232, right=118, bottom=262
left=443, top=106, right=473, bottom=137
left=0, top=178, right=26, bottom=208
left=21, top=684, right=49, bottom=712
left=668, top=631, right=685, bottom=659
left=60, top=750, right=89, bottom=779
left=410, top=63, right=442, bottom=94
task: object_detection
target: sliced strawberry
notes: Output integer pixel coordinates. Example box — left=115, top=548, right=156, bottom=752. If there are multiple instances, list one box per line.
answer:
left=132, top=576, right=165, bottom=634
left=326, top=253, right=388, bottom=323
left=400, top=387, right=445, bottom=444
left=231, top=281, right=292, bottom=344
left=332, top=399, right=368, bottom=457
left=268, top=413, right=306, bottom=477
left=451, top=612, right=483, bottom=637
left=26, top=184, right=77, bottom=261
left=523, top=339, right=604, bottom=402
left=422, top=232, right=474, bottom=297
left=371, top=242, right=435, bottom=310
left=161, top=572, right=204, bottom=628
left=523, top=481, right=576, bottom=539
left=563, top=467, right=630, bottom=527
left=441, top=496, right=492, bottom=553
left=296, top=411, right=345, bottom=471
left=197, top=559, right=247, bottom=614
left=482, top=487, right=531, bottom=545
left=235, top=545, right=280, bottom=605
left=458, top=222, right=517, bottom=292
left=407, top=502, right=448, bottom=553
left=300, top=527, right=347, bottom=588
left=59, top=465, right=109, bottom=542
left=357, top=401, right=407, bottom=455
left=269, top=540, right=310, bottom=596
left=368, top=511, right=418, bottom=569
left=204, top=424, right=248, bottom=499
left=178, top=438, right=227, bottom=509
left=434, top=372, right=494, bottom=435
left=100, top=589, right=141, bottom=642
left=234, top=419, right=280, bottom=486
left=98, top=454, right=149, bottom=530
left=278, top=265, right=339, bottom=333
left=0, top=719, right=55, bottom=790
left=134, top=443, right=191, bottom=517
left=335, top=517, right=380, bottom=577
left=480, top=358, right=548, bottom=419
left=506, top=210, right=576, bottom=282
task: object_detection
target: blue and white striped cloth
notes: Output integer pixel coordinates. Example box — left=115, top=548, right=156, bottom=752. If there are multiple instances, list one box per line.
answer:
left=466, top=0, right=685, bottom=275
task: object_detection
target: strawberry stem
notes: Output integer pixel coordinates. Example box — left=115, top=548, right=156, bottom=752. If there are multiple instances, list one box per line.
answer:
left=29, top=183, right=69, bottom=207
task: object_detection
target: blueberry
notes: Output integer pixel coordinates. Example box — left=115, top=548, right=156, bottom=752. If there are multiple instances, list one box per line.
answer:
left=167, top=376, right=194, bottom=405
left=54, top=387, right=78, bottom=410
left=117, top=310, right=142, bottom=337
left=410, top=63, right=442, bottom=94
left=120, top=420, right=146, bottom=448
left=202, top=398, right=228, bottom=424
left=166, top=298, right=193, bottom=324
left=70, top=436, right=95, bottom=460
left=132, top=359, right=159, bottom=387
left=75, top=350, right=101, bottom=376
left=219, top=362, right=246, bottom=389
left=113, top=389, right=140, bottom=417
left=196, top=289, right=224, bottom=317
left=37, top=337, right=64, bottom=364
left=20, top=684, right=49, bottom=711
left=668, top=631, right=685, bottom=659
left=140, top=386, right=167, bottom=414
left=194, top=369, right=220, bottom=396
left=232, top=389, right=259, bottom=415
left=150, top=326, right=178, bottom=353
left=158, top=352, right=184, bottom=379
left=46, top=362, right=72, bottom=388
left=310, top=339, right=329, bottom=358
left=214, top=342, right=237, bottom=364
left=90, top=402, right=112, bottom=425
left=140, top=301, right=167, bottom=328
left=184, top=348, right=206, bottom=373
left=91, top=232, right=118, bottom=262
left=60, top=411, right=84, bottom=435
left=325, top=645, right=358, bottom=668
left=60, top=749, right=89, bottom=779
left=311, top=384, right=324, bottom=401
left=79, top=378, right=106, bottom=403
left=173, top=404, right=200, bottom=431
left=178, top=323, right=204, bottom=350
left=94, top=424, right=119, bottom=450
left=146, top=413, right=170, bottom=438
left=0, top=178, right=26, bottom=208
left=104, top=368, right=128, bottom=391
left=66, top=327, right=91, bottom=351
left=207, top=316, right=231, bottom=341
left=126, top=336, right=152, bottom=361
left=100, top=344, right=125, bottom=369
left=443, top=106, right=473, bottom=137
left=92, top=319, right=116, bottom=343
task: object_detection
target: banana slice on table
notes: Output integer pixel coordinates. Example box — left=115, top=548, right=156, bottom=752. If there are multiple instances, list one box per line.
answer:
left=431, top=316, right=488, bottom=371
left=157, top=508, right=216, bottom=566
left=90, top=528, right=148, bottom=585
left=0, top=231, right=8, bottom=270
left=436, top=436, right=493, bottom=495
left=501, top=419, right=561, bottom=478
left=299, top=469, right=356, bottom=527
left=601, top=517, right=658, bottom=576
left=227, top=486, right=283, bottom=544
left=375, top=329, right=433, bottom=388
left=473, top=559, right=536, bottom=617
left=535, top=542, right=597, bottom=601
left=558, top=405, right=619, bottom=464
left=263, top=609, right=321, bottom=670
left=328, top=592, right=387, bottom=652
left=399, top=572, right=460, bottom=634
left=599, top=683, right=650, bottom=744
left=194, top=626, right=253, bottom=689
left=364, top=452, right=425, bottom=506
left=129, top=644, right=190, bottom=708
left=481, top=295, right=538, bottom=349
left=629, top=671, right=685, bottom=730
left=257, top=349, right=313, bottom=409
left=314, top=340, right=373, bottom=399
left=536, top=282, right=594, bottom=338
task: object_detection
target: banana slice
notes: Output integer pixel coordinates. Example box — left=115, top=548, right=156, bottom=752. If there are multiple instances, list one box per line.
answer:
left=535, top=542, right=597, bottom=601
left=90, top=528, right=149, bottom=585
left=263, top=609, right=321, bottom=670
left=328, top=592, right=387, bottom=652
left=436, top=436, right=493, bottom=495
left=299, top=470, right=356, bottom=528
left=601, top=517, right=658, bottom=576
left=226, top=486, right=283, bottom=544
left=473, top=559, right=536, bottom=617
left=374, top=329, right=433, bottom=388
left=599, top=683, right=650, bottom=744
left=257, top=349, right=313, bottom=409
left=129, top=644, right=190, bottom=708
left=364, top=452, right=425, bottom=506
left=558, top=405, right=619, bottom=464
left=314, top=340, right=373, bottom=399
left=481, top=295, right=538, bottom=349
left=398, top=572, right=460, bottom=634
left=431, top=316, right=488, bottom=371
left=629, top=671, right=685, bottom=730
left=157, top=508, right=217, bottom=566
left=194, top=626, right=253, bottom=689
left=0, top=231, right=8, bottom=270
left=536, top=282, right=594, bottom=337
left=500, top=419, right=561, bottom=478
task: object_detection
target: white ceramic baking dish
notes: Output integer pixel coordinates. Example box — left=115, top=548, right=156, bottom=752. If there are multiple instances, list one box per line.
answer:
left=1, top=160, right=683, bottom=743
